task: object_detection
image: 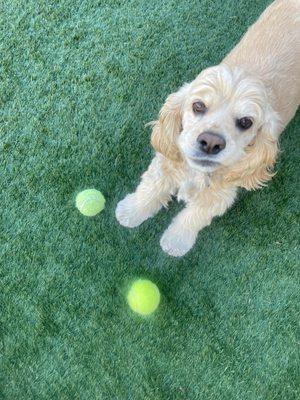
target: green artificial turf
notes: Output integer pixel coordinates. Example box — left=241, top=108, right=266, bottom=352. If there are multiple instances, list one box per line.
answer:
left=1, top=0, right=299, bottom=399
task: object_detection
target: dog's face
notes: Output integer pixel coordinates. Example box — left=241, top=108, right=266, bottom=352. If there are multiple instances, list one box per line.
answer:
left=151, top=64, right=280, bottom=188
left=177, top=65, right=273, bottom=172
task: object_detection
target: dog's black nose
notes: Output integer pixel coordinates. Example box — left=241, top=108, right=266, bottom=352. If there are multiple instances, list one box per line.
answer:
left=197, top=132, right=226, bottom=155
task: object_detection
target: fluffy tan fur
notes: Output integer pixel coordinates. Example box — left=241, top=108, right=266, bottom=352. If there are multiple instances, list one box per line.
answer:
left=116, top=0, right=300, bottom=257
left=223, top=131, right=279, bottom=190
left=151, top=87, right=188, bottom=162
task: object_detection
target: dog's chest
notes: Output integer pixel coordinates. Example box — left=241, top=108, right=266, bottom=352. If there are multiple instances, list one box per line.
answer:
left=177, top=169, right=209, bottom=203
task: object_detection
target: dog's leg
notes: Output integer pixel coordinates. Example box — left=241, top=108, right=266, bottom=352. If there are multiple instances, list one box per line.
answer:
left=160, top=187, right=237, bottom=257
left=116, top=156, right=178, bottom=228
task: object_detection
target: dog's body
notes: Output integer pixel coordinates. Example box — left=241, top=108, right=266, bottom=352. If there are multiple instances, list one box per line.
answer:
left=116, top=0, right=300, bottom=257
left=224, top=0, right=300, bottom=128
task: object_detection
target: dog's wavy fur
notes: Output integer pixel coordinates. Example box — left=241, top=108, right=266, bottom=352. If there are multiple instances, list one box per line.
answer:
left=151, top=89, right=187, bottom=163
left=116, top=0, right=300, bottom=257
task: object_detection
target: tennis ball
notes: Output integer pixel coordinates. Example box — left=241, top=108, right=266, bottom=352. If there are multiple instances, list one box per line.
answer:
left=127, top=279, right=160, bottom=316
left=76, top=189, right=105, bottom=217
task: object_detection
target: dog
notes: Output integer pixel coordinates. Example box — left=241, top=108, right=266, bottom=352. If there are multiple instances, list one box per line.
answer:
left=116, top=0, right=300, bottom=257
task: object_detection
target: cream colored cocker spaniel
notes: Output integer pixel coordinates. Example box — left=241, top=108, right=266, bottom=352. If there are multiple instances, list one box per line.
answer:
left=116, top=0, right=300, bottom=257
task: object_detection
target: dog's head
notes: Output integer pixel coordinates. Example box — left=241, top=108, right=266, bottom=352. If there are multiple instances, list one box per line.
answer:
left=151, top=64, right=282, bottom=189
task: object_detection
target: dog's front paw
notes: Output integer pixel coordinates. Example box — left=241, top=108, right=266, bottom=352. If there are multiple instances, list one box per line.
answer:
left=160, top=224, right=196, bottom=257
left=116, top=194, right=150, bottom=228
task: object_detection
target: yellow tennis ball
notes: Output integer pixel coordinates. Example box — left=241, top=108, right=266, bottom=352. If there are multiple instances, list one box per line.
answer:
left=127, top=279, right=161, bottom=316
left=76, top=189, right=105, bottom=217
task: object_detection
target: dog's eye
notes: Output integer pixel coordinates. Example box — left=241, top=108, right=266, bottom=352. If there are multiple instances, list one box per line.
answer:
left=193, top=101, right=207, bottom=114
left=236, top=117, right=253, bottom=130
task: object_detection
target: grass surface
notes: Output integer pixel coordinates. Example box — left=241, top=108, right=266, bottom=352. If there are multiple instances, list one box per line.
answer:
left=1, top=1, right=299, bottom=399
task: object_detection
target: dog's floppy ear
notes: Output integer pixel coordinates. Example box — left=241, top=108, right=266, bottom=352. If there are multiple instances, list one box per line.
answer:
left=151, top=84, right=189, bottom=162
left=224, top=107, right=282, bottom=190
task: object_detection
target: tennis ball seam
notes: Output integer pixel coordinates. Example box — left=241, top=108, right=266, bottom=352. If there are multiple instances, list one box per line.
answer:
left=76, top=189, right=105, bottom=216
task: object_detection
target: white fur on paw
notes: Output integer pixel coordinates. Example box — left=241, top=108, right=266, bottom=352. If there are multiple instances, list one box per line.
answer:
left=115, top=194, right=150, bottom=228
left=160, top=225, right=196, bottom=257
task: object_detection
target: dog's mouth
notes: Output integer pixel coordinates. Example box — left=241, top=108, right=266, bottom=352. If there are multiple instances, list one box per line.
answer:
left=188, top=157, right=220, bottom=169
